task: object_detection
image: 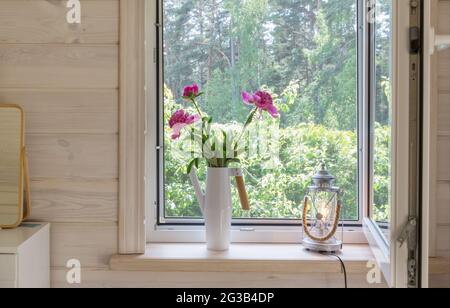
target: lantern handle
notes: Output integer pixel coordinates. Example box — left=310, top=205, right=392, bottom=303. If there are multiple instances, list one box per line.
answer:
left=302, top=196, right=342, bottom=243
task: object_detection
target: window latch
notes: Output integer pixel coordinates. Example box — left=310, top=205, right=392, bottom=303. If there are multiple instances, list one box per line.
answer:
left=410, top=26, right=421, bottom=54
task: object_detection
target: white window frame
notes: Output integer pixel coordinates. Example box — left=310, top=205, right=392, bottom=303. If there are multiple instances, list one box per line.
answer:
left=361, top=0, right=393, bottom=279
left=362, top=0, right=433, bottom=288
left=145, top=0, right=374, bottom=244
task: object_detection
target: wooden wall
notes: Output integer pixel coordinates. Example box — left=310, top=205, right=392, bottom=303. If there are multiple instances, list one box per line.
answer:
left=0, top=0, right=119, bottom=280
left=429, top=0, right=450, bottom=288
left=435, top=0, right=450, bottom=260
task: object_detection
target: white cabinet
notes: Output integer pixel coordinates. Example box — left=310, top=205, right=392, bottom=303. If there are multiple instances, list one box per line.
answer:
left=0, top=223, right=50, bottom=288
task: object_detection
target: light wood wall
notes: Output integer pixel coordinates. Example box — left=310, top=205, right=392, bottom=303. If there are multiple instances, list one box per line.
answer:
left=435, top=0, right=450, bottom=260
left=0, top=0, right=119, bottom=279
left=429, top=0, right=450, bottom=288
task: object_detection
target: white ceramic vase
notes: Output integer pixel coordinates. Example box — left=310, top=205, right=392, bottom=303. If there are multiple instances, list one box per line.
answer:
left=190, top=167, right=243, bottom=251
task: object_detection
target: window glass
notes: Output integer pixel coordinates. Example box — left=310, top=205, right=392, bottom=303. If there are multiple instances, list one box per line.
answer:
left=370, top=0, right=392, bottom=239
left=161, top=0, right=359, bottom=223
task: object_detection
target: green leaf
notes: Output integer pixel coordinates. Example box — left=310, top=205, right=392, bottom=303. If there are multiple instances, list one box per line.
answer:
left=222, top=130, right=228, bottom=159
left=186, top=159, right=196, bottom=174
left=244, top=108, right=258, bottom=128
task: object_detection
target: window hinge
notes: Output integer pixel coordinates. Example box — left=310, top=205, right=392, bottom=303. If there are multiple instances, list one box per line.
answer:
left=397, top=217, right=417, bottom=248
left=397, top=216, right=419, bottom=287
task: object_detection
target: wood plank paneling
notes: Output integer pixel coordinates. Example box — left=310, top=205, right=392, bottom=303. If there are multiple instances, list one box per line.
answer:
left=0, top=45, right=118, bottom=89
left=437, top=182, right=450, bottom=225
left=439, top=94, right=450, bottom=132
left=27, top=134, right=118, bottom=179
left=429, top=274, right=450, bottom=288
left=432, top=0, right=450, bottom=264
left=29, top=178, right=118, bottom=223
left=437, top=226, right=450, bottom=257
left=439, top=1, right=450, bottom=34
left=51, top=223, right=117, bottom=269
left=0, top=0, right=121, bottom=287
left=438, top=137, right=450, bottom=181
left=0, top=0, right=119, bottom=45
left=0, top=89, right=118, bottom=134
left=438, top=50, right=450, bottom=92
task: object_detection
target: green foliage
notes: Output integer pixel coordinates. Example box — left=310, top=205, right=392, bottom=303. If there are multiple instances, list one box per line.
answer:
left=166, top=119, right=391, bottom=221
left=165, top=119, right=390, bottom=221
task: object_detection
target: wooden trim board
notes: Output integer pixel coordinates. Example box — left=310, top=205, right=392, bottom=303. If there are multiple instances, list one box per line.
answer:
left=118, top=0, right=146, bottom=254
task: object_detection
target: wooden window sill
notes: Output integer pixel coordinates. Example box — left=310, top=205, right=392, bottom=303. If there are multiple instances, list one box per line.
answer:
left=110, top=244, right=374, bottom=274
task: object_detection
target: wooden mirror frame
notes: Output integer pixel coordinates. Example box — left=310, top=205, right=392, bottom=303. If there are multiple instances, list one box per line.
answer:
left=0, top=104, right=31, bottom=229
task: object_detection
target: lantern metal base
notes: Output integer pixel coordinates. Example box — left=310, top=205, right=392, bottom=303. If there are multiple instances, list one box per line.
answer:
left=302, top=237, right=343, bottom=253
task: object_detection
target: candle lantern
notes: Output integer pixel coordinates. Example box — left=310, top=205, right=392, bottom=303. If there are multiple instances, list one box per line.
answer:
left=302, top=165, right=344, bottom=253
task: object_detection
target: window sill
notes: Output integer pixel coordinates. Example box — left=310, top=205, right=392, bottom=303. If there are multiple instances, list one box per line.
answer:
left=110, top=243, right=374, bottom=274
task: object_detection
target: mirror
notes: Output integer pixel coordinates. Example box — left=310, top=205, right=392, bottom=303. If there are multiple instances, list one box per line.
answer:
left=0, top=104, right=30, bottom=228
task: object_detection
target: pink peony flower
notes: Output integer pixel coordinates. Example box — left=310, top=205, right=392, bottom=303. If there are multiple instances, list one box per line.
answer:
left=183, top=83, right=200, bottom=99
left=241, top=90, right=279, bottom=118
left=169, top=109, right=200, bottom=140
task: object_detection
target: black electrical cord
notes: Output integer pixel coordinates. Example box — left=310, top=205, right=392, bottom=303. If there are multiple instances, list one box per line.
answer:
left=320, top=253, right=348, bottom=288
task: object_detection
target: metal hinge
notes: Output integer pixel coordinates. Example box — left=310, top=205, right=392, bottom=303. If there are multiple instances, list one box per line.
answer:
left=397, top=217, right=419, bottom=287
left=397, top=217, right=417, bottom=248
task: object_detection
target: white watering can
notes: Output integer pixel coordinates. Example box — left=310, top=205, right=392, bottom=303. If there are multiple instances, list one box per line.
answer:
left=190, top=168, right=250, bottom=251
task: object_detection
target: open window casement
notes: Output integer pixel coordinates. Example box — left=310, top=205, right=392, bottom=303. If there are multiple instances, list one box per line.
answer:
left=363, top=0, right=432, bottom=288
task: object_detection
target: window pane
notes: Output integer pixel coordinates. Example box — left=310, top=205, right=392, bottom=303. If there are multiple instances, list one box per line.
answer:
left=370, top=0, right=392, bottom=238
left=162, top=0, right=359, bottom=222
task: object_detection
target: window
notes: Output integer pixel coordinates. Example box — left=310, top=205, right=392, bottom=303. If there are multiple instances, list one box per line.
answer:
left=155, top=0, right=364, bottom=228
left=138, top=0, right=423, bottom=287
left=368, top=0, right=392, bottom=242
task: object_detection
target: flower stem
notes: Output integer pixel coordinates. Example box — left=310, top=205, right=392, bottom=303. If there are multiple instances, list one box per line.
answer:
left=235, top=107, right=257, bottom=149
left=190, top=97, right=207, bottom=161
left=191, top=98, right=203, bottom=118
